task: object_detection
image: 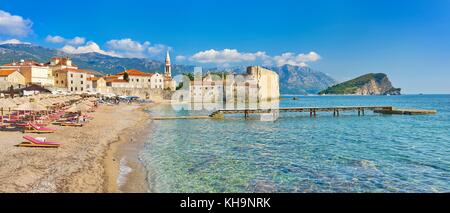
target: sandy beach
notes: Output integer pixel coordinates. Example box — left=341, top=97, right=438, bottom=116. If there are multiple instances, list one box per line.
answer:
left=0, top=103, right=151, bottom=193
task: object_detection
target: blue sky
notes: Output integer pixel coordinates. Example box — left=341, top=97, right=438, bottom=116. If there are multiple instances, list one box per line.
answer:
left=0, top=0, right=449, bottom=93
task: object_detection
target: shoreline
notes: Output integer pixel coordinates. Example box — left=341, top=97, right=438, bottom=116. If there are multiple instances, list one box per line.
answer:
left=103, top=103, right=153, bottom=193
left=0, top=102, right=153, bottom=192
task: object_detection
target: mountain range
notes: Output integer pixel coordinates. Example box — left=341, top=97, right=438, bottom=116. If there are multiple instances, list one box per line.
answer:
left=0, top=43, right=337, bottom=94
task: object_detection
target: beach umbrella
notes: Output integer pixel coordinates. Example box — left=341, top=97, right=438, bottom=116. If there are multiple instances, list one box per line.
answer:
left=66, top=103, right=91, bottom=113
left=0, top=99, right=17, bottom=109
left=0, top=99, right=17, bottom=125
left=53, top=98, right=65, bottom=105
left=37, top=99, right=53, bottom=107
left=37, top=100, right=54, bottom=114
left=11, top=98, right=24, bottom=105
left=16, top=101, right=47, bottom=111
left=62, top=96, right=71, bottom=103
left=16, top=101, right=48, bottom=122
left=68, top=96, right=76, bottom=101
left=81, top=103, right=94, bottom=110
left=52, top=97, right=65, bottom=104
left=81, top=101, right=95, bottom=107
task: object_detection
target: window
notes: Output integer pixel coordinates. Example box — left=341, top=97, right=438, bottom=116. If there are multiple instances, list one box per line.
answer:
left=160, top=79, right=162, bottom=82
left=81, top=81, right=83, bottom=85
left=71, top=80, right=73, bottom=84
left=137, top=79, right=139, bottom=82
left=148, top=79, right=151, bottom=82
left=56, top=73, right=58, bottom=77
left=71, top=87, right=73, bottom=91
left=75, top=87, right=78, bottom=91
left=81, top=74, right=83, bottom=78
left=81, top=87, right=83, bottom=91
left=71, top=74, right=73, bottom=78
left=56, top=80, right=59, bottom=84
left=61, top=80, right=64, bottom=84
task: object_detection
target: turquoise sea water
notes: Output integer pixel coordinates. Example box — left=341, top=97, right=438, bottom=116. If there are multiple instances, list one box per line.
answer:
left=140, top=95, right=450, bottom=192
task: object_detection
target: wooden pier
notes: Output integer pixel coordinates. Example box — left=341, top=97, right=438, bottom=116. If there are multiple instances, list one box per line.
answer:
left=209, top=106, right=436, bottom=118
left=150, top=106, right=436, bottom=120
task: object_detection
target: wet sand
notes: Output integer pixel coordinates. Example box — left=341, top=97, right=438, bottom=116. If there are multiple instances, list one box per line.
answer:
left=104, top=104, right=152, bottom=193
left=0, top=102, right=151, bottom=192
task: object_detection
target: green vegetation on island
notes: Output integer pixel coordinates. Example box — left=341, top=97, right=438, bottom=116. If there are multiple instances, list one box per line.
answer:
left=319, top=73, right=401, bottom=95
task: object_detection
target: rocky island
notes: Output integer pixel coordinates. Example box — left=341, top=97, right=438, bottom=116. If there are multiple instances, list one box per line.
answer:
left=319, top=73, right=401, bottom=95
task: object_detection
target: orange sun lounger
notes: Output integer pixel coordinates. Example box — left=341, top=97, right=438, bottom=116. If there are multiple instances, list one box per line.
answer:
left=17, top=136, right=61, bottom=148
left=23, top=123, right=56, bottom=133
left=60, top=122, right=83, bottom=127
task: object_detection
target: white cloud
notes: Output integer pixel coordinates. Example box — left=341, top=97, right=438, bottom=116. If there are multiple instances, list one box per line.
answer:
left=189, top=49, right=269, bottom=64
left=57, top=37, right=171, bottom=59
left=107, top=38, right=147, bottom=52
left=272, top=52, right=321, bottom=67
left=0, top=10, right=32, bottom=37
left=0, top=39, right=30, bottom=45
left=106, top=38, right=171, bottom=58
left=61, top=41, right=119, bottom=57
left=46, top=35, right=86, bottom=45
left=176, top=55, right=187, bottom=61
left=45, top=35, right=65, bottom=43
left=148, top=44, right=171, bottom=56
left=106, top=38, right=147, bottom=58
left=67, top=36, right=86, bottom=45
left=188, top=49, right=320, bottom=67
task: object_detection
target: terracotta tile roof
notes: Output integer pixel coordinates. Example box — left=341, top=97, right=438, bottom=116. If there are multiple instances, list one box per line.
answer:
left=117, top=69, right=154, bottom=77
left=106, top=79, right=128, bottom=83
left=0, top=69, right=18, bottom=77
left=103, top=75, right=120, bottom=80
left=61, top=68, right=78, bottom=72
left=87, top=77, right=100, bottom=81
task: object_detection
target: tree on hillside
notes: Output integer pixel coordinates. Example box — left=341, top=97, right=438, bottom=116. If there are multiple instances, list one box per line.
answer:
left=123, top=72, right=130, bottom=81
left=183, top=73, right=194, bottom=81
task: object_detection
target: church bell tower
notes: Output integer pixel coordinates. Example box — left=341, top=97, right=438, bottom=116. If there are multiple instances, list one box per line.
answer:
left=164, top=51, right=174, bottom=90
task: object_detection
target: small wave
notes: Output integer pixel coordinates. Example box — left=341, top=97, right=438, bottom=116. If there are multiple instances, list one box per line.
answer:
left=117, top=157, right=133, bottom=189
left=358, top=159, right=378, bottom=170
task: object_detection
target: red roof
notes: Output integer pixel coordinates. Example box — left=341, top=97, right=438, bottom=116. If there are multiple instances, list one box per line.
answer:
left=0, top=69, right=18, bottom=77
left=87, top=77, right=101, bottom=81
left=103, top=75, right=120, bottom=80
left=117, top=69, right=154, bottom=77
